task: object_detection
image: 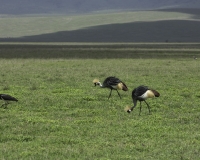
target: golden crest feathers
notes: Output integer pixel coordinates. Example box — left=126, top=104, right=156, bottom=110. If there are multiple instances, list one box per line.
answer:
left=124, top=106, right=131, bottom=112
left=93, top=78, right=100, bottom=83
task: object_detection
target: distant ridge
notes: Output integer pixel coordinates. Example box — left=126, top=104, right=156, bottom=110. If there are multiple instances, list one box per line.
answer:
left=0, top=0, right=200, bottom=15
left=1, top=7, right=200, bottom=42
left=1, top=20, right=200, bottom=42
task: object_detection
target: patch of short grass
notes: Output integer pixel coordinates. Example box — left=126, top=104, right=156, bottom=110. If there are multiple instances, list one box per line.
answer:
left=0, top=44, right=200, bottom=159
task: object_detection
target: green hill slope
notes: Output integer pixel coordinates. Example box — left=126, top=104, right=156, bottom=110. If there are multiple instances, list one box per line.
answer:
left=1, top=9, right=200, bottom=42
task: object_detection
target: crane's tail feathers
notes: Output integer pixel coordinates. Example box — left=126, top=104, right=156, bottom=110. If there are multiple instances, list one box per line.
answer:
left=124, top=106, right=132, bottom=113
left=93, top=78, right=100, bottom=86
left=117, top=82, right=128, bottom=91
left=122, top=82, right=128, bottom=91
left=151, top=90, right=160, bottom=97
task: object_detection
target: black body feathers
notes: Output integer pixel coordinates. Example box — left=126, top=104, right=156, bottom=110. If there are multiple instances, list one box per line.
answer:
left=94, top=76, right=128, bottom=99
left=0, top=94, right=18, bottom=101
left=128, top=85, right=160, bottom=115
left=103, top=76, right=128, bottom=91
left=0, top=94, right=18, bottom=108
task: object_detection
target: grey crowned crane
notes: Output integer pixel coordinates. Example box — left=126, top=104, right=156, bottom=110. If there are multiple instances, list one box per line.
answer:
left=126, top=85, right=160, bottom=115
left=93, top=76, right=128, bottom=99
left=0, top=94, right=18, bottom=108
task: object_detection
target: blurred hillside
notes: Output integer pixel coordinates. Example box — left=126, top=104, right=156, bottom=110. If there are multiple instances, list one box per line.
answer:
left=1, top=0, right=200, bottom=15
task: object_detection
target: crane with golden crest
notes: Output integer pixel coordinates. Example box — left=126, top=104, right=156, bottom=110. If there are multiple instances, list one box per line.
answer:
left=93, top=76, right=128, bottom=99
left=125, top=85, right=160, bottom=115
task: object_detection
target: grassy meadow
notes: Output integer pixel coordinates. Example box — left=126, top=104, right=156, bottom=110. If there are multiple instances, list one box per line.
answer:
left=0, top=43, right=200, bottom=159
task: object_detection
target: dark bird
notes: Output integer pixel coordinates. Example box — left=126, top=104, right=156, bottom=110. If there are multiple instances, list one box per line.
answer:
left=126, top=85, right=160, bottom=115
left=93, top=76, right=128, bottom=99
left=0, top=94, right=18, bottom=108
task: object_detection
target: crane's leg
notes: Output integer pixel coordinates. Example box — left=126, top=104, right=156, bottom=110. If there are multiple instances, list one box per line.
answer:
left=1, top=101, right=9, bottom=109
left=144, top=100, right=151, bottom=114
left=139, top=101, right=142, bottom=116
left=116, top=90, right=122, bottom=99
left=108, top=89, right=113, bottom=99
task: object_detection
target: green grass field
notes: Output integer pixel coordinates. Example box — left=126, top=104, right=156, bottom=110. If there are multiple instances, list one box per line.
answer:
left=0, top=43, right=200, bottom=159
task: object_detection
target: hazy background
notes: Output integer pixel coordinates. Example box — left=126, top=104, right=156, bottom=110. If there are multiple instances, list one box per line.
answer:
left=1, top=0, right=200, bottom=14
left=1, top=0, right=200, bottom=42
